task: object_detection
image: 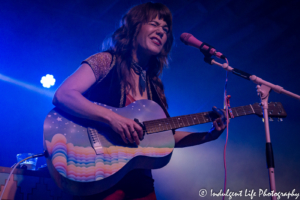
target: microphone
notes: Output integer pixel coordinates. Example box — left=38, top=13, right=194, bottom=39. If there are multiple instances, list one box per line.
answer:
left=180, top=33, right=226, bottom=60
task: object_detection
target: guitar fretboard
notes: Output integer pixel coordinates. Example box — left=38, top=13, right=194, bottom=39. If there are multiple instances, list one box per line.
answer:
left=144, top=105, right=256, bottom=134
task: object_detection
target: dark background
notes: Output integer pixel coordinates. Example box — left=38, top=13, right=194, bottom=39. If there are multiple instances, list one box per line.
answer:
left=1, top=0, right=300, bottom=199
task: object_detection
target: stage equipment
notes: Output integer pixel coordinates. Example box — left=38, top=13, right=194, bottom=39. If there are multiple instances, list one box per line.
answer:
left=182, top=33, right=300, bottom=199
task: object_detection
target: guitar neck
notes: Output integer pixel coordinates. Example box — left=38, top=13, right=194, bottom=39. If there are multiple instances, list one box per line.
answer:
left=144, top=105, right=256, bottom=134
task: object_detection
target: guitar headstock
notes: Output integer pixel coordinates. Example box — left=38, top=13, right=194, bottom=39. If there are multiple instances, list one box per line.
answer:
left=252, top=102, right=287, bottom=118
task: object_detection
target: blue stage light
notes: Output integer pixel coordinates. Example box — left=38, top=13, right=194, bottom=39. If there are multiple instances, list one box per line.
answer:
left=40, top=74, right=56, bottom=88
left=0, top=73, right=54, bottom=97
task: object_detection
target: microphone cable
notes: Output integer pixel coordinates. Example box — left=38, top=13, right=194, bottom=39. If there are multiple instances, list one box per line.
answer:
left=0, top=152, right=46, bottom=200
left=222, top=58, right=230, bottom=200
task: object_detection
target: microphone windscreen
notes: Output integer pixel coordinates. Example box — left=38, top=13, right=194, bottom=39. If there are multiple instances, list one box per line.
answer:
left=180, top=33, right=192, bottom=45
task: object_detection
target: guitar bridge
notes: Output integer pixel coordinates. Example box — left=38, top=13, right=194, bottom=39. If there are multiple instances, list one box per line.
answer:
left=88, top=127, right=104, bottom=155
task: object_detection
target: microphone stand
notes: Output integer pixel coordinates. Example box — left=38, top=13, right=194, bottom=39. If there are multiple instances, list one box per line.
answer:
left=208, top=58, right=300, bottom=200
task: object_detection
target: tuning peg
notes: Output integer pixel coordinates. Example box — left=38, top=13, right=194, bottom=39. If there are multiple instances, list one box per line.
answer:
left=262, top=118, right=264, bottom=122
left=269, top=117, right=274, bottom=121
left=278, top=118, right=283, bottom=122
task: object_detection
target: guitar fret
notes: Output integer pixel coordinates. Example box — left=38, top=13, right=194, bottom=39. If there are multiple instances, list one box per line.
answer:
left=182, top=116, right=188, bottom=126
left=179, top=116, right=186, bottom=127
left=183, top=116, right=190, bottom=126
left=157, top=120, right=162, bottom=132
left=232, top=108, right=239, bottom=117
left=169, top=117, right=177, bottom=129
left=169, top=118, right=174, bottom=129
left=200, top=113, right=206, bottom=122
left=161, top=121, right=166, bottom=131
left=147, top=121, right=152, bottom=133
left=169, top=119, right=173, bottom=129
left=164, top=118, right=171, bottom=131
left=242, top=107, right=247, bottom=115
left=144, top=103, right=276, bottom=134
left=188, top=116, right=192, bottom=124
left=161, top=120, right=165, bottom=131
left=155, top=121, right=160, bottom=131
left=198, top=113, right=206, bottom=123
left=193, top=114, right=201, bottom=124
left=249, top=105, right=255, bottom=114
left=190, top=115, right=196, bottom=125
left=150, top=120, right=158, bottom=133
left=237, top=107, right=246, bottom=116
left=241, top=107, right=246, bottom=115
left=163, top=118, right=170, bottom=131
left=144, top=121, right=151, bottom=134
left=236, top=107, right=245, bottom=116
left=170, top=117, right=177, bottom=129
left=177, top=117, right=185, bottom=128
left=146, top=121, right=154, bottom=134
left=244, top=105, right=254, bottom=115
left=200, top=114, right=206, bottom=123
left=236, top=108, right=240, bottom=116
left=155, top=120, right=161, bottom=132
left=190, top=114, right=197, bottom=125
left=194, top=115, right=198, bottom=124
left=203, top=112, right=211, bottom=122
left=156, top=120, right=161, bottom=132
left=168, top=118, right=173, bottom=130
left=189, top=115, right=194, bottom=124
left=236, top=108, right=242, bottom=116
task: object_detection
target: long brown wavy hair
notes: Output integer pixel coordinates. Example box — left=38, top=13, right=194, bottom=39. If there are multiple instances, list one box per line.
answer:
left=103, top=2, right=174, bottom=108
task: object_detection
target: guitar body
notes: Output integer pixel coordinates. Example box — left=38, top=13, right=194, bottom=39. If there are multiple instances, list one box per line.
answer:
left=43, top=98, right=286, bottom=196
left=43, top=100, right=175, bottom=196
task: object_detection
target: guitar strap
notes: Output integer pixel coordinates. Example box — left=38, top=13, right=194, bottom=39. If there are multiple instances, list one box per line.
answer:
left=150, top=80, right=170, bottom=118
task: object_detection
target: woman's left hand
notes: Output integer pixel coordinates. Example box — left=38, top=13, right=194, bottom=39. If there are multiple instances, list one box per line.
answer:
left=209, top=106, right=228, bottom=140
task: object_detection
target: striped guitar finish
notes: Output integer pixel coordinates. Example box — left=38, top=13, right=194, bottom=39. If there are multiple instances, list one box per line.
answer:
left=43, top=100, right=286, bottom=196
left=43, top=100, right=174, bottom=196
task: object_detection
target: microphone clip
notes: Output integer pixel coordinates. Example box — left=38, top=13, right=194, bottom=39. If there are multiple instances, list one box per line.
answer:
left=200, top=42, right=214, bottom=65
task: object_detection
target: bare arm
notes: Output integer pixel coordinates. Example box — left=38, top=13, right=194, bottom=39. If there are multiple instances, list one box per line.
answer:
left=174, top=131, right=209, bottom=148
left=53, top=63, right=113, bottom=123
left=174, top=114, right=226, bottom=148
left=53, top=54, right=143, bottom=145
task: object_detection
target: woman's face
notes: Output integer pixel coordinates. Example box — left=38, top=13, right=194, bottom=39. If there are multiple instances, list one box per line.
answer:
left=135, top=16, right=169, bottom=57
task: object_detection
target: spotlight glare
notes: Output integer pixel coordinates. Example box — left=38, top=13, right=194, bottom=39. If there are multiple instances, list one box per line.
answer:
left=40, top=74, right=56, bottom=88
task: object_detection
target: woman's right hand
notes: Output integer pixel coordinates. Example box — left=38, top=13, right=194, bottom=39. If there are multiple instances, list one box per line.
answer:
left=108, top=112, right=144, bottom=145
left=52, top=53, right=144, bottom=146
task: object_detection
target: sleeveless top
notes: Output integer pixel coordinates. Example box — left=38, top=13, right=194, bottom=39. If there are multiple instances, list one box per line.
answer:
left=81, top=52, right=171, bottom=118
left=80, top=52, right=173, bottom=192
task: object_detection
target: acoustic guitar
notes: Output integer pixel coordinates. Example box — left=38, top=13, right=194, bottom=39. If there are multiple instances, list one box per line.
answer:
left=43, top=99, right=286, bottom=196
